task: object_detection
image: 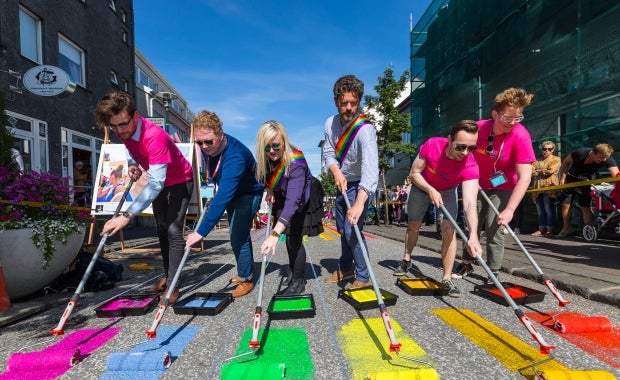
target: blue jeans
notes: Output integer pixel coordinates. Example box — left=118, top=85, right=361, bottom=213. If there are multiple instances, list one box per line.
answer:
left=334, top=183, right=371, bottom=282
left=535, top=193, right=556, bottom=230
left=227, top=193, right=262, bottom=280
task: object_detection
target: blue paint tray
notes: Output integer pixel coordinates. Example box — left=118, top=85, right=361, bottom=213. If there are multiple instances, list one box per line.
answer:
left=338, top=286, right=398, bottom=310
left=396, top=277, right=449, bottom=296
left=172, top=292, right=233, bottom=316
left=95, top=294, right=159, bottom=317
left=267, top=294, right=316, bottom=320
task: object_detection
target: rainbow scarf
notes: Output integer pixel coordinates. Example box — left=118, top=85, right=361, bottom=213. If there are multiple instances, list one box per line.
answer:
left=335, top=115, right=371, bottom=165
left=266, top=149, right=306, bottom=190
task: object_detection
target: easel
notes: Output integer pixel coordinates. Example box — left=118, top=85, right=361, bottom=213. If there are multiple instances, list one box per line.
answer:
left=87, top=121, right=205, bottom=253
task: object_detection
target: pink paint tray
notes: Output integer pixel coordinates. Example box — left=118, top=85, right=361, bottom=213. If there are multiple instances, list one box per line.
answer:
left=172, top=292, right=233, bottom=316
left=338, top=286, right=398, bottom=310
left=474, top=282, right=546, bottom=306
left=396, top=277, right=449, bottom=296
left=94, top=294, right=159, bottom=317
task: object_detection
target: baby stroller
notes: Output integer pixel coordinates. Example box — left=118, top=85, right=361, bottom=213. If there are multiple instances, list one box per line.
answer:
left=582, top=178, right=620, bottom=242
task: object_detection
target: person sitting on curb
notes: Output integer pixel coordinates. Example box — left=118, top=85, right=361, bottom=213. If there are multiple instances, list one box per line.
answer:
left=393, top=120, right=482, bottom=297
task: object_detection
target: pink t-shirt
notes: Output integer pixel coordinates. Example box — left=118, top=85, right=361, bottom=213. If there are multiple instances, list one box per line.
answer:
left=474, top=119, right=535, bottom=191
left=121, top=117, right=193, bottom=187
left=420, top=137, right=479, bottom=191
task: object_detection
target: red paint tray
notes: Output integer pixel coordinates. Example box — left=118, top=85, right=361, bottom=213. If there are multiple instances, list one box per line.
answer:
left=172, top=292, right=233, bottom=316
left=338, top=286, right=398, bottom=310
left=267, top=294, right=316, bottom=320
left=474, top=282, right=545, bottom=306
left=94, top=294, right=159, bottom=317
left=396, top=277, right=448, bottom=296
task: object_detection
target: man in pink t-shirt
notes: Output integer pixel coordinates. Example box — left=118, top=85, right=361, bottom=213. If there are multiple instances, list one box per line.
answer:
left=453, top=88, right=535, bottom=283
left=393, top=120, right=482, bottom=297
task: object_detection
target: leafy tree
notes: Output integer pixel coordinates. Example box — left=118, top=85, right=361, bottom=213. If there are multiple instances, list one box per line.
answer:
left=318, top=170, right=336, bottom=199
left=0, top=90, right=17, bottom=171
left=364, top=66, right=416, bottom=224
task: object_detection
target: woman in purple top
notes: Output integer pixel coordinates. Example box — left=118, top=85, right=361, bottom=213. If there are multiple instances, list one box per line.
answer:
left=256, top=121, right=324, bottom=295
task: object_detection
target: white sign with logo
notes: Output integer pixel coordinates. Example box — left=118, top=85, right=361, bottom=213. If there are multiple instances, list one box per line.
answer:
left=22, top=65, right=76, bottom=96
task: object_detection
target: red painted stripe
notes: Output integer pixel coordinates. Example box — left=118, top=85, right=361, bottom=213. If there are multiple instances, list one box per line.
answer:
left=526, top=311, right=620, bottom=368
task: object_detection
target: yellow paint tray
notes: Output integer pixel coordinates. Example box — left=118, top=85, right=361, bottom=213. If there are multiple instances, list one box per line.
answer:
left=396, top=277, right=448, bottom=296
left=338, top=286, right=398, bottom=310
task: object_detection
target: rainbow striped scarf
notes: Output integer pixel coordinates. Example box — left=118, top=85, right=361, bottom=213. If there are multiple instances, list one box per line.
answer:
left=335, top=115, right=371, bottom=165
left=266, top=149, right=306, bottom=190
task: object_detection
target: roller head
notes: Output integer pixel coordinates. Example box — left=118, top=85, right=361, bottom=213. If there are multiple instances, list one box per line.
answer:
left=553, top=313, right=613, bottom=334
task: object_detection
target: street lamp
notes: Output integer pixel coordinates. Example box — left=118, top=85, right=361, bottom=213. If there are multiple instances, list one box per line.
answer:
left=155, top=91, right=178, bottom=133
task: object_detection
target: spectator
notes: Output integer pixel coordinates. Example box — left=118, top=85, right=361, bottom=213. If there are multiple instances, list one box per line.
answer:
left=256, top=120, right=324, bottom=295
left=453, top=88, right=535, bottom=283
left=73, top=161, right=87, bottom=207
left=322, top=75, right=379, bottom=288
left=557, top=143, right=619, bottom=237
left=385, top=184, right=395, bottom=224
left=185, top=110, right=264, bottom=298
left=530, top=141, right=561, bottom=237
left=393, top=120, right=482, bottom=297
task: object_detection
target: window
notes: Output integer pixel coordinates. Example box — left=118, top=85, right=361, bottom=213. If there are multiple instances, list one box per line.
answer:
left=59, top=36, right=85, bottom=86
left=19, top=7, right=42, bottom=63
left=121, top=9, right=127, bottom=23
left=110, top=70, right=118, bottom=85
left=122, top=79, right=129, bottom=92
left=108, top=0, right=116, bottom=12
left=122, top=29, right=128, bottom=43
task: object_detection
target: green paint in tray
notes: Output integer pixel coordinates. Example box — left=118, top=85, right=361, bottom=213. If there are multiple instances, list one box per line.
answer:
left=269, top=297, right=312, bottom=312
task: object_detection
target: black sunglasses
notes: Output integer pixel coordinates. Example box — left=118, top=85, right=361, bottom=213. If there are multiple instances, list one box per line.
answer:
left=542, top=147, right=554, bottom=152
left=454, top=144, right=477, bottom=152
left=486, top=135, right=494, bottom=153
left=264, top=143, right=281, bottom=152
left=195, top=139, right=214, bottom=147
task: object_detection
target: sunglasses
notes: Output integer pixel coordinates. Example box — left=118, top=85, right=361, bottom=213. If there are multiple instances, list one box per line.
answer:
left=542, top=147, right=554, bottom=152
left=195, top=139, right=214, bottom=147
left=108, top=115, right=133, bottom=131
left=264, top=143, right=281, bottom=152
left=499, top=114, right=524, bottom=123
left=454, top=144, right=477, bottom=152
left=486, top=135, right=494, bottom=153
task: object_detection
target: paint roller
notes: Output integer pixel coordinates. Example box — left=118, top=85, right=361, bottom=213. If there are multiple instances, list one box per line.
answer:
left=7, top=348, right=81, bottom=371
left=51, top=178, right=136, bottom=336
left=535, top=369, right=617, bottom=379
left=249, top=205, right=272, bottom=350
left=478, top=189, right=570, bottom=308
left=105, top=351, right=171, bottom=371
left=552, top=312, right=613, bottom=334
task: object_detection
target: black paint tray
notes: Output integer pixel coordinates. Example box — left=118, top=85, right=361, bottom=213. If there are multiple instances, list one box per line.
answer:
left=94, top=294, right=159, bottom=317
left=396, top=277, right=448, bottom=296
left=338, top=286, right=398, bottom=310
left=267, top=294, right=316, bottom=320
left=474, top=282, right=546, bottom=306
left=172, top=292, right=233, bottom=316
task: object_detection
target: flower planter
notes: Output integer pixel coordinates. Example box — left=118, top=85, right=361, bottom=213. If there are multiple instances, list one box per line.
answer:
left=0, top=227, right=85, bottom=300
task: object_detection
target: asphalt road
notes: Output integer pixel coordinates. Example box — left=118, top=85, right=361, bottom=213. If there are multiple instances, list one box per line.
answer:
left=0, top=226, right=618, bottom=380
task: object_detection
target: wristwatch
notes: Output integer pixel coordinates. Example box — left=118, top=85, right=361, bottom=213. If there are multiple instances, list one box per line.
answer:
left=121, top=210, right=134, bottom=220
left=270, top=230, right=281, bottom=237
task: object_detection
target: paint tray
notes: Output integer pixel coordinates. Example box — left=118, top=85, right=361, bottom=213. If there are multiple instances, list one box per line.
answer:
left=338, top=286, right=398, bottom=310
left=396, top=277, right=448, bottom=296
left=474, top=282, right=545, bottom=306
left=172, top=292, right=233, bottom=316
left=267, top=294, right=316, bottom=320
left=95, top=294, right=159, bottom=317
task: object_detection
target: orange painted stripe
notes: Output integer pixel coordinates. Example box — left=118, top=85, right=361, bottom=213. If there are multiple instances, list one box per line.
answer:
left=324, top=224, right=378, bottom=239
left=526, top=311, right=620, bottom=368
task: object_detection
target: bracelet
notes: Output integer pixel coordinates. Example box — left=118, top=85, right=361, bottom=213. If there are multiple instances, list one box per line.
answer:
left=271, top=230, right=281, bottom=237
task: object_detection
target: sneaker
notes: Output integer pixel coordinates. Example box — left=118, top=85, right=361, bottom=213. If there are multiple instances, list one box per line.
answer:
left=484, top=271, right=500, bottom=285
left=325, top=269, right=355, bottom=283
left=451, top=262, right=474, bottom=279
left=442, top=279, right=462, bottom=298
left=393, top=260, right=412, bottom=276
left=349, top=280, right=372, bottom=289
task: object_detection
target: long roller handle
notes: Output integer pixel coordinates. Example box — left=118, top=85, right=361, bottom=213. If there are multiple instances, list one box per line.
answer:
left=249, top=206, right=272, bottom=349
left=51, top=178, right=136, bottom=336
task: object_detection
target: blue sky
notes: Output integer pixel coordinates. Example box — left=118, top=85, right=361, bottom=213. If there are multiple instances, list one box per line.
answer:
left=134, top=0, right=431, bottom=176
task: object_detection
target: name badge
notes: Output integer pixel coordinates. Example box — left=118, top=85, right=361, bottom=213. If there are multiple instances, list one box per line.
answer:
left=489, top=171, right=507, bottom=187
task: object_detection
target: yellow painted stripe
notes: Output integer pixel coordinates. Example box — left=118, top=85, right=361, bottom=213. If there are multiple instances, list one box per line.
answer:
left=338, top=317, right=439, bottom=380
left=319, top=232, right=334, bottom=241
left=432, top=308, right=567, bottom=377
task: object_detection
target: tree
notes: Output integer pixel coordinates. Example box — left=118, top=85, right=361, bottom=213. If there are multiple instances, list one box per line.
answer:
left=318, top=170, right=336, bottom=204
left=364, top=66, right=416, bottom=224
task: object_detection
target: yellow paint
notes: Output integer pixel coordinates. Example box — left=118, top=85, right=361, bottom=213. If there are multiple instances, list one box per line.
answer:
left=432, top=308, right=568, bottom=378
left=338, top=318, right=439, bottom=380
left=319, top=232, right=335, bottom=241
left=399, top=278, right=443, bottom=290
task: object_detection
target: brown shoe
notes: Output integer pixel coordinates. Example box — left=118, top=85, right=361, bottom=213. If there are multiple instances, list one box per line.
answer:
left=349, top=280, right=372, bottom=289
left=325, top=269, right=355, bottom=283
left=232, top=281, right=254, bottom=298
left=163, top=288, right=180, bottom=305
left=148, top=277, right=167, bottom=293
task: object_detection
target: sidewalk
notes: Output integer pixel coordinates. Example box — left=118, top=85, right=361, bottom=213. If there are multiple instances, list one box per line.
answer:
left=362, top=223, right=620, bottom=308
